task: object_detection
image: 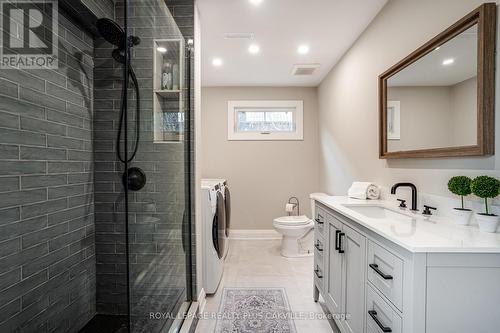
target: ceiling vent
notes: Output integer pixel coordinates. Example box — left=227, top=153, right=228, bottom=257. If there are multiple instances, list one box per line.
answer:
left=291, top=64, right=320, bottom=76
left=224, top=32, right=254, bottom=40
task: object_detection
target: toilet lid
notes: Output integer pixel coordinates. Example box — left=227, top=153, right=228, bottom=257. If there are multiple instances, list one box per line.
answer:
left=274, top=215, right=312, bottom=226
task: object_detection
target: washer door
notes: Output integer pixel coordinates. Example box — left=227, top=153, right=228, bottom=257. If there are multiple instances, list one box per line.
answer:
left=224, top=186, right=231, bottom=237
left=211, top=191, right=226, bottom=259
left=211, top=214, right=219, bottom=256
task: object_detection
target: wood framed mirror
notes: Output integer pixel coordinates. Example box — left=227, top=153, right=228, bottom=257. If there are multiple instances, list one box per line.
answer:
left=379, top=3, right=496, bottom=159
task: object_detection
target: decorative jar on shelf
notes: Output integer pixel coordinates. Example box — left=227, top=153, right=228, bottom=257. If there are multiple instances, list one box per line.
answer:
left=161, top=61, right=173, bottom=90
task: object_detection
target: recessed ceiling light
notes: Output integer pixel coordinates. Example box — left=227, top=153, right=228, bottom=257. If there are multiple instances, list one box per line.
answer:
left=435, top=46, right=441, bottom=51
left=442, top=58, right=454, bottom=65
left=212, top=58, right=223, bottom=67
left=157, top=47, right=167, bottom=53
left=297, top=44, right=310, bottom=55
left=248, top=44, right=260, bottom=54
left=250, top=0, right=263, bottom=5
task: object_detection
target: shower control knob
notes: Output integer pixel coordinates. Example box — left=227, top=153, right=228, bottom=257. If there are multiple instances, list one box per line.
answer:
left=123, top=167, right=146, bottom=191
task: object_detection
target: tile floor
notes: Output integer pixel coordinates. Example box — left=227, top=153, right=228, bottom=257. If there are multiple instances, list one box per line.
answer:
left=195, top=239, right=337, bottom=333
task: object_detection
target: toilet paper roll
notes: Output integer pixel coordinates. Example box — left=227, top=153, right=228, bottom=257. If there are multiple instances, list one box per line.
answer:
left=285, top=203, right=295, bottom=213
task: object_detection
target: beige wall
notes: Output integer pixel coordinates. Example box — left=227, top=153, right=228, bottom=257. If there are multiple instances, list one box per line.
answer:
left=387, top=77, right=477, bottom=151
left=451, top=77, right=478, bottom=145
left=317, top=0, right=500, bottom=199
left=201, top=87, right=319, bottom=230
left=387, top=86, right=453, bottom=151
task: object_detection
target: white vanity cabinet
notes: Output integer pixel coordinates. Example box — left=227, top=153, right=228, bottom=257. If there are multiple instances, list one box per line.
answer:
left=312, top=198, right=500, bottom=333
left=316, top=207, right=366, bottom=333
left=323, top=215, right=342, bottom=315
left=340, top=223, right=366, bottom=333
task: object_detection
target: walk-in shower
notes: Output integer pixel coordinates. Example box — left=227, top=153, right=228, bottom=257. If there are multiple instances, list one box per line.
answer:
left=0, top=0, right=194, bottom=332
left=90, top=1, right=195, bottom=332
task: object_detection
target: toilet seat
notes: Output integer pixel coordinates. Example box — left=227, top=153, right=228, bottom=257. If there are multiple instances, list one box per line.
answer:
left=273, top=215, right=312, bottom=227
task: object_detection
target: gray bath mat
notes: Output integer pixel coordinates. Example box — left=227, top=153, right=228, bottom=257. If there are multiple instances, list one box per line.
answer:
left=215, top=288, right=297, bottom=333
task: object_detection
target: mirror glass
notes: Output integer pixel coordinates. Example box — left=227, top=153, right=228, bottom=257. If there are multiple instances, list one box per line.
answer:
left=386, top=25, right=478, bottom=152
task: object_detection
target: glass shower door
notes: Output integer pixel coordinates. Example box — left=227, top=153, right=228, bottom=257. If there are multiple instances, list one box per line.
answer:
left=122, top=1, right=192, bottom=332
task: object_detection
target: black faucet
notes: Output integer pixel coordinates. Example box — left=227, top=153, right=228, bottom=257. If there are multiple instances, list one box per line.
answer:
left=391, top=183, right=418, bottom=211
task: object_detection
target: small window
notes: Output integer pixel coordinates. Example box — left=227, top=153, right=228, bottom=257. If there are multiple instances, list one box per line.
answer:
left=227, top=100, right=303, bottom=140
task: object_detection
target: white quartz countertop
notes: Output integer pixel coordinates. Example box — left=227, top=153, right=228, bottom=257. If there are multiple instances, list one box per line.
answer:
left=311, top=194, right=500, bottom=253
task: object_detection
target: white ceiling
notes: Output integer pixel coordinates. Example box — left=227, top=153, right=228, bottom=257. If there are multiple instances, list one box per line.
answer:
left=197, top=0, right=387, bottom=87
left=388, top=26, right=478, bottom=87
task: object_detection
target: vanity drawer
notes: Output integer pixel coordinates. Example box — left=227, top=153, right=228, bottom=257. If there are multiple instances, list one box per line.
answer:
left=314, top=237, right=325, bottom=256
left=366, top=284, right=402, bottom=333
left=313, top=263, right=324, bottom=292
left=314, top=237, right=325, bottom=268
left=367, top=240, right=403, bottom=311
left=314, top=205, right=326, bottom=236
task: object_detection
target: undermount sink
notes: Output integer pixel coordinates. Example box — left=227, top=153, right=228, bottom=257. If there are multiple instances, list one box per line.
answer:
left=342, top=205, right=414, bottom=222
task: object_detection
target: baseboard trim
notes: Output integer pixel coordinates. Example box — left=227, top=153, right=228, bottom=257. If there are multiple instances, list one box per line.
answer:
left=229, top=229, right=282, bottom=240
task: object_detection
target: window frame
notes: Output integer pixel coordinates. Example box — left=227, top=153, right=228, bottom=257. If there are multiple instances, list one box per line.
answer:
left=227, top=100, right=304, bottom=141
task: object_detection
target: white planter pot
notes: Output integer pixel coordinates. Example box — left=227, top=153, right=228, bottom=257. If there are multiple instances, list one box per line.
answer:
left=475, top=213, right=500, bottom=233
left=452, top=208, right=473, bottom=226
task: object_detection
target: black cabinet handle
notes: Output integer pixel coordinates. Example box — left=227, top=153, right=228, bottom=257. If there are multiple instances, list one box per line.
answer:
left=335, top=230, right=341, bottom=250
left=315, top=216, right=324, bottom=225
left=338, top=232, right=345, bottom=253
left=314, top=242, right=323, bottom=252
left=314, top=268, right=323, bottom=279
left=369, top=264, right=393, bottom=280
left=368, top=310, right=392, bottom=332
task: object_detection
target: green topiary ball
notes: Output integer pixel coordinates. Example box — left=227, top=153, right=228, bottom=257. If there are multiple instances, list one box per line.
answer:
left=447, top=176, right=472, bottom=196
left=470, top=176, right=500, bottom=199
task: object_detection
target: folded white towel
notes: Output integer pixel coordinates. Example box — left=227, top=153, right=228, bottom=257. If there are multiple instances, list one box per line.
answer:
left=348, top=182, right=380, bottom=200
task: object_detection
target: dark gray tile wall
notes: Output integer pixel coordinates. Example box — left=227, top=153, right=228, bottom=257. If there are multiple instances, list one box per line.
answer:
left=92, top=9, right=128, bottom=316
left=60, top=0, right=115, bottom=37
left=81, top=0, right=115, bottom=19
left=0, top=8, right=96, bottom=333
left=165, top=0, right=195, bottom=39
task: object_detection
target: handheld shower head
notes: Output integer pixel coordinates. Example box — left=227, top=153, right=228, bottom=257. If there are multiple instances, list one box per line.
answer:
left=96, top=18, right=125, bottom=48
left=96, top=18, right=143, bottom=166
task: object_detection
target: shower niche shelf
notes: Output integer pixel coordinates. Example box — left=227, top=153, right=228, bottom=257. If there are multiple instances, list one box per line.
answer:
left=154, top=89, right=182, bottom=96
left=153, top=38, right=185, bottom=142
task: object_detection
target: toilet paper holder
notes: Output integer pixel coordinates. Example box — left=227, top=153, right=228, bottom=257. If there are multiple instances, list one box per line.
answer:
left=287, top=197, right=300, bottom=216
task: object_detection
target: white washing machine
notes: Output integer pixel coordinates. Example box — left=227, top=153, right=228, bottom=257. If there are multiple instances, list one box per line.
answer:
left=202, top=178, right=231, bottom=258
left=201, top=179, right=227, bottom=294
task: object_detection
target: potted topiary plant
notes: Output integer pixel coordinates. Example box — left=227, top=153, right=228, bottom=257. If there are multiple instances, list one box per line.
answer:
left=471, top=176, right=500, bottom=233
left=447, top=176, right=473, bottom=225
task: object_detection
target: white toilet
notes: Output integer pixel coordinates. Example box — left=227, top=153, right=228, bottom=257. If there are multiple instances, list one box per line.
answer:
left=273, top=215, right=314, bottom=257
